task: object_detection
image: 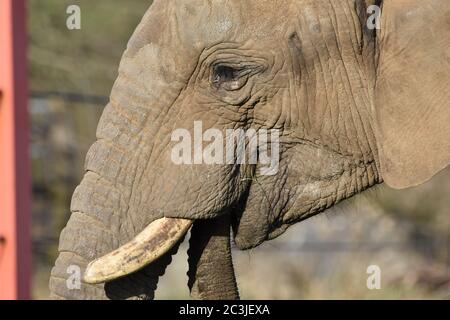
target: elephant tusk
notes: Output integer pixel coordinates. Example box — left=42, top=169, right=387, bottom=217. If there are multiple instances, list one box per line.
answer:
left=83, top=217, right=193, bottom=284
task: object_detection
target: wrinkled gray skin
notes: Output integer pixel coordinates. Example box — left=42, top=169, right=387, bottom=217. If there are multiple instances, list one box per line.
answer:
left=50, top=0, right=450, bottom=299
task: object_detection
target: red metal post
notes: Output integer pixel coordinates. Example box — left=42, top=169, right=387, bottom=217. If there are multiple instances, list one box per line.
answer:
left=0, top=0, right=31, bottom=299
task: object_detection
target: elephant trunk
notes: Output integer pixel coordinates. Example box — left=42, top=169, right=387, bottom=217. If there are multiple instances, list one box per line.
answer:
left=188, top=214, right=240, bottom=300
left=50, top=1, right=202, bottom=299
left=50, top=0, right=245, bottom=299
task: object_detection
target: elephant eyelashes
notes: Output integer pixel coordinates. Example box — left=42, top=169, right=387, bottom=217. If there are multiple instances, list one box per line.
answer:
left=211, top=65, right=249, bottom=91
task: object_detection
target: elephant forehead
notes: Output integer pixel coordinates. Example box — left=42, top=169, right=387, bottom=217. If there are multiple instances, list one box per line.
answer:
left=129, top=0, right=361, bottom=57
left=172, top=0, right=293, bottom=44
left=175, top=0, right=361, bottom=48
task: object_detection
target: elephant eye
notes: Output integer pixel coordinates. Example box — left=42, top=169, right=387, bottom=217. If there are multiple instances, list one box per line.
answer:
left=211, top=65, right=248, bottom=91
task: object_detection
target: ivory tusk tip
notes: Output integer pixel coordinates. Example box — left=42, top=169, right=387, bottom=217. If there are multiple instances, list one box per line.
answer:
left=83, top=260, right=110, bottom=284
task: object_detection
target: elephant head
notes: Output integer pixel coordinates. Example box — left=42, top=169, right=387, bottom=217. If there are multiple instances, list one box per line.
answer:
left=50, top=0, right=450, bottom=299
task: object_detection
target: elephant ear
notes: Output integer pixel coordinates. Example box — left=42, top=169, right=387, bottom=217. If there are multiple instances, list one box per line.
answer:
left=374, top=0, right=450, bottom=189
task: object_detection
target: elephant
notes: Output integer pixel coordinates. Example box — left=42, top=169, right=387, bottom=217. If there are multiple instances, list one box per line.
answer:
left=49, top=0, right=450, bottom=300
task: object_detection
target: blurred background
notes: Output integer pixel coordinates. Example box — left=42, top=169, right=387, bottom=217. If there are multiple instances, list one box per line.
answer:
left=27, top=0, right=449, bottom=299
